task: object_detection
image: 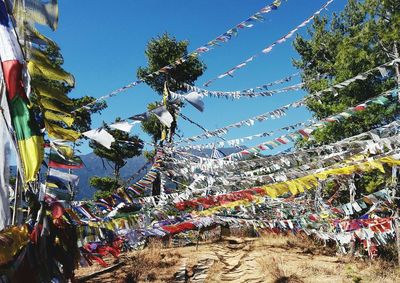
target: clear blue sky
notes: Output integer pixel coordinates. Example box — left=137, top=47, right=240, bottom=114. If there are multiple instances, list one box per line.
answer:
left=42, top=0, right=348, bottom=154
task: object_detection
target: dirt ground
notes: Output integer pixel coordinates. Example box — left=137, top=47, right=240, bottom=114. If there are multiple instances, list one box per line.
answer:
left=75, top=234, right=400, bottom=283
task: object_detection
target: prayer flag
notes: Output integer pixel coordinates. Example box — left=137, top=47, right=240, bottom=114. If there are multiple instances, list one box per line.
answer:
left=0, top=1, right=44, bottom=182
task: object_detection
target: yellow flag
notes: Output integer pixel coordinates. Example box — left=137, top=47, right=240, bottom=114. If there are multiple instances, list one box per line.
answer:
left=39, top=97, right=70, bottom=114
left=161, top=127, right=167, bottom=141
left=28, top=59, right=75, bottom=86
left=51, top=143, right=74, bottom=159
left=44, top=110, right=74, bottom=127
left=45, top=121, right=81, bottom=141
left=163, top=82, right=169, bottom=106
left=33, top=83, right=72, bottom=106
left=24, top=24, right=58, bottom=48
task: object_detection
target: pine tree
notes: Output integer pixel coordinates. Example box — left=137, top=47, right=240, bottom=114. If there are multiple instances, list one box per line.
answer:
left=294, top=0, right=400, bottom=146
left=89, top=118, right=144, bottom=199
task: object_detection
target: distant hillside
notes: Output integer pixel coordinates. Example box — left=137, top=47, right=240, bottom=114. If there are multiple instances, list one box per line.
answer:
left=74, top=152, right=148, bottom=200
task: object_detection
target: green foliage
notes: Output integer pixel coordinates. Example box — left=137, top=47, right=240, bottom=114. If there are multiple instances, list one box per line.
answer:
left=71, top=97, right=107, bottom=133
left=293, top=0, right=400, bottom=147
left=89, top=118, right=144, bottom=179
left=141, top=102, right=163, bottom=144
left=93, top=189, right=114, bottom=201
left=355, top=169, right=387, bottom=194
left=89, top=176, right=120, bottom=192
left=143, top=149, right=156, bottom=161
left=137, top=33, right=206, bottom=95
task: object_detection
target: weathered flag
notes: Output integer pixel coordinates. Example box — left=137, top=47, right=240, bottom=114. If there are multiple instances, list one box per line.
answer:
left=48, top=153, right=83, bottom=169
left=0, top=0, right=44, bottom=182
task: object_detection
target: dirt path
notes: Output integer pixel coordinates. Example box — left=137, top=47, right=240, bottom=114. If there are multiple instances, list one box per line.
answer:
left=76, top=235, right=400, bottom=283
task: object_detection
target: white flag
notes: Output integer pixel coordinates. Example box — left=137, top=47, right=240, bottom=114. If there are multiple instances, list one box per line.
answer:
left=83, top=128, right=115, bottom=149
left=151, top=106, right=173, bottom=128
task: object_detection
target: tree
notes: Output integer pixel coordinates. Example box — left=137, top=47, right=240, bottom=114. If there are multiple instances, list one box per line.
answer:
left=293, top=0, right=400, bottom=195
left=137, top=33, right=206, bottom=144
left=71, top=96, right=107, bottom=145
left=293, top=0, right=400, bottom=147
left=89, top=118, right=144, bottom=179
left=136, top=33, right=206, bottom=196
left=89, top=118, right=144, bottom=198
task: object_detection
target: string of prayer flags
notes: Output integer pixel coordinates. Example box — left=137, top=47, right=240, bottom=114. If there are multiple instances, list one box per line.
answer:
left=9, top=3, right=79, bottom=147
left=176, top=100, right=304, bottom=144
left=175, top=121, right=400, bottom=179
left=198, top=72, right=300, bottom=92
left=125, top=150, right=164, bottom=198
left=0, top=1, right=44, bottom=183
left=71, top=0, right=284, bottom=113
left=184, top=82, right=304, bottom=99
left=177, top=120, right=311, bottom=150
left=195, top=0, right=282, bottom=55
left=225, top=92, right=397, bottom=160
left=309, top=59, right=400, bottom=99
left=174, top=156, right=400, bottom=213
left=204, top=0, right=334, bottom=86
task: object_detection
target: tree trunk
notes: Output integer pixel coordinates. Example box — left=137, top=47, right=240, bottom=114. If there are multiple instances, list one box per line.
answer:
left=152, top=171, right=161, bottom=196
left=114, top=164, right=120, bottom=183
left=394, top=42, right=400, bottom=100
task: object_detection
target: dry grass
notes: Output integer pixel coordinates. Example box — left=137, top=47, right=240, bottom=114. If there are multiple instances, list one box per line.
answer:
left=267, top=257, right=304, bottom=283
left=118, top=239, right=182, bottom=283
left=78, top=233, right=400, bottom=283
left=257, top=232, right=336, bottom=257
left=353, top=258, right=400, bottom=283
